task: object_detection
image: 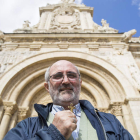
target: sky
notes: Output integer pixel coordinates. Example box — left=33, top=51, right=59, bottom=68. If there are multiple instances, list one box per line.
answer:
left=0, top=0, right=140, bottom=37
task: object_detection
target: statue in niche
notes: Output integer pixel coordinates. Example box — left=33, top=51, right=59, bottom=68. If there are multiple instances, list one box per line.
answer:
left=128, top=64, right=140, bottom=91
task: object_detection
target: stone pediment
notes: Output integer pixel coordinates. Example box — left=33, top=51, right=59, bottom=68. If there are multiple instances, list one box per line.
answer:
left=13, top=0, right=118, bottom=33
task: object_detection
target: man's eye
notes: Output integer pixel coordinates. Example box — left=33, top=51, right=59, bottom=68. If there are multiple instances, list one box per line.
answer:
left=68, top=73, right=77, bottom=78
left=53, top=74, right=63, bottom=79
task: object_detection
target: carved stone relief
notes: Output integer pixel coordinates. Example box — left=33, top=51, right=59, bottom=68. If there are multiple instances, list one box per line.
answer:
left=50, top=3, right=81, bottom=30
left=3, top=102, right=17, bottom=116
left=110, top=103, right=123, bottom=116
left=18, top=107, right=30, bottom=122
left=128, top=63, right=140, bottom=91
left=0, top=51, right=37, bottom=76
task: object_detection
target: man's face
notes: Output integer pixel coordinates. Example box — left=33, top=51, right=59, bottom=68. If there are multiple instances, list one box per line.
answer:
left=45, top=60, right=82, bottom=106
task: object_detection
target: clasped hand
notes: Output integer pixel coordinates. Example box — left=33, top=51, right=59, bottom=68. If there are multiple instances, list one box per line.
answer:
left=52, top=110, right=77, bottom=140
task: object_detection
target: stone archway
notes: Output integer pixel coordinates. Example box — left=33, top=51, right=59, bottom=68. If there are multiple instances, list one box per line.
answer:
left=0, top=50, right=138, bottom=139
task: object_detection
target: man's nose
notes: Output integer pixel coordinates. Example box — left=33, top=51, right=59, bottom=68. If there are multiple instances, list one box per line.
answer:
left=62, top=74, right=70, bottom=84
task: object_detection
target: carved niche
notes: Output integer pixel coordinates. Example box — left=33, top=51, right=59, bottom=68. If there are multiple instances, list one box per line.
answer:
left=50, top=3, right=81, bottom=30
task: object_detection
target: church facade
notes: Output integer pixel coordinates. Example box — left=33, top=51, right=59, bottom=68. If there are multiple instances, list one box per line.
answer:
left=0, top=0, right=140, bottom=139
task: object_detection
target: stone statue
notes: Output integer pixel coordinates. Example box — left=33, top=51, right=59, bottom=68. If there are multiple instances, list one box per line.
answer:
left=101, top=19, right=109, bottom=28
left=97, top=19, right=118, bottom=33
left=23, top=20, right=31, bottom=29
left=122, top=29, right=137, bottom=42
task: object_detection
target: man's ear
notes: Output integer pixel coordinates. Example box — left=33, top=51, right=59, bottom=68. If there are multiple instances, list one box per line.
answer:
left=44, top=82, right=49, bottom=92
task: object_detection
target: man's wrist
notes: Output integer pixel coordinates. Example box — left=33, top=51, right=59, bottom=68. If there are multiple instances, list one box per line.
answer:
left=48, top=124, right=66, bottom=140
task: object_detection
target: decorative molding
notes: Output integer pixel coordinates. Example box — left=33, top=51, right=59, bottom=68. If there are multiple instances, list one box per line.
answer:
left=30, top=45, right=42, bottom=51
left=88, top=45, right=99, bottom=51
left=3, top=101, right=17, bottom=116
left=125, top=97, right=140, bottom=104
left=58, top=44, right=69, bottom=49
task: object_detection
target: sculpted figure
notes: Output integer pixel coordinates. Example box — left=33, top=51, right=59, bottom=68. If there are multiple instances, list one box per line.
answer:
left=101, top=19, right=109, bottom=28
left=4, top=60, right=134, bottom=140
left=23, top=20, right=31, bottom=29
left=122, top=29, right=137, bottom=42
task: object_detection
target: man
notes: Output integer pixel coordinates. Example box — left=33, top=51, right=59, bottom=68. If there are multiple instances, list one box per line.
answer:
left=3, top=60, right=134, bottom=140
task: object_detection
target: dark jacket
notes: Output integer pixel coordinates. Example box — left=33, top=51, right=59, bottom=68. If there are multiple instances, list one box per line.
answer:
left=3, top=100, right=134, bottom=140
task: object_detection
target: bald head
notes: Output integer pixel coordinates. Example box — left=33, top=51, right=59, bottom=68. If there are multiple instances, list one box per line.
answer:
left=45, top=60, right=80, bottom=82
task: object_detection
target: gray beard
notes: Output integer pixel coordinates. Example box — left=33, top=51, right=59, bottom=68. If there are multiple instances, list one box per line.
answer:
left=53, top=90, right=75, bottom=102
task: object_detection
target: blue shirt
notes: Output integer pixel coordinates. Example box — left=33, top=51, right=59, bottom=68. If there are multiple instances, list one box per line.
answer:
left=51, top=103, right=81, bottom=140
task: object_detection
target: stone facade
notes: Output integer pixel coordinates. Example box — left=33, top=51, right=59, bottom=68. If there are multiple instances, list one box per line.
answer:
left=0, top=0, right=140, bottom=139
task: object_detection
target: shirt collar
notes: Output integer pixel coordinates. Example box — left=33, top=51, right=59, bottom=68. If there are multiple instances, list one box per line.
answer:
left=52, top=103, right=81, bottom=117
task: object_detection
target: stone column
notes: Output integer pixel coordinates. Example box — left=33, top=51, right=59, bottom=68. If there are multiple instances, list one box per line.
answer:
left=110, top=102, right=124, bottom=126
left=9, top=112, right=18, bottom=130
left=0, top=101, right=17, bottom=140
left=17, top=107, right=30, bottom=123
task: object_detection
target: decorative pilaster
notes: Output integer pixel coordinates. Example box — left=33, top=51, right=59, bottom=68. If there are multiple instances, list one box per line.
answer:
left=18, top=107, right=30, bottom=122
left=0, top=101, right=17, bottom=140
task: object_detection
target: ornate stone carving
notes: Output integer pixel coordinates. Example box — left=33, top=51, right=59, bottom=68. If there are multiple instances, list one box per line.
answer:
left=97, top=38, right=109, bottom=42
left=18, top=107, right=30, bottom=122
left=110, top=102, right=123, bottom=116
left=122, top=29, right=137, bottom=42
left=111, top=105, right=122, bottom=116
left=0, top=51, right=37, bottom=75
left=3, top=101, right=17, bottom=116
left=50, top=3, right=81, bottom=30
left=128, top=63, right=140, bottom=91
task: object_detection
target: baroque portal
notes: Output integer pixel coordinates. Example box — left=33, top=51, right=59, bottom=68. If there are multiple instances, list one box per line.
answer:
left=0, top=0, right=140, bottom=139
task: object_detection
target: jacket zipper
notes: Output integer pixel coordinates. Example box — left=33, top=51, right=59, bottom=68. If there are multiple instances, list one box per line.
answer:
left=95, top=110, right=108, bottom=140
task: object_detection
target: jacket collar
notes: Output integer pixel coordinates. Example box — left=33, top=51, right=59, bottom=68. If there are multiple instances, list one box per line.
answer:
left=34, top=100, right=93, bottom=120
